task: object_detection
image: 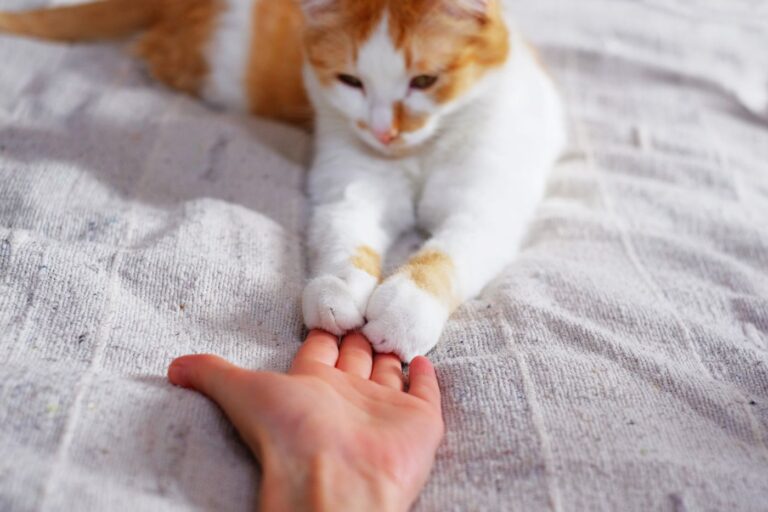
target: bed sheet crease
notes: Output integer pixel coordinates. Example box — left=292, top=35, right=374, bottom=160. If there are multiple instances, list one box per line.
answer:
left=1, top=0, right=767, bottom=510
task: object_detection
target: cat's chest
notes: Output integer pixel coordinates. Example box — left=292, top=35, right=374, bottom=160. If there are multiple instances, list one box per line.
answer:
left=391, top=155, right=436, bottom=201
left=396, top=157, right=421, bottom=186
left=401, top=138, right=460, bottom=182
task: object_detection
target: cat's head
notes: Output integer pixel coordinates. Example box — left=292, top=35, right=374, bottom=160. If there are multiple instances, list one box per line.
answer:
left=300, top=0, right=509, bottom=155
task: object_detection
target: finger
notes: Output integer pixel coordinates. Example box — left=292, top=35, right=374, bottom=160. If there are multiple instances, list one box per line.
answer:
left=336, top=332, right=373, bottom=378
left=407, top=356, right=442, bottom=410
left=168, top=354, right=245, bottom=405
left=291, top=329, right=340, bottom=371
left=168, top=355, right=265, bottom=459
left=371, top=353, right=404, bottom=390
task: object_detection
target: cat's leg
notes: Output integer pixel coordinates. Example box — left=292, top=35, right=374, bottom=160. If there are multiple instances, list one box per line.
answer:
left=363, top=159, right=550, bottom=361
left=303, top=147, right=413, bottom=336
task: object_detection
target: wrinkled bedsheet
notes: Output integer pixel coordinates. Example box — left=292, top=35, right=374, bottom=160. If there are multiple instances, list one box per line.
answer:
left=1, top=0, right=767, bottom=510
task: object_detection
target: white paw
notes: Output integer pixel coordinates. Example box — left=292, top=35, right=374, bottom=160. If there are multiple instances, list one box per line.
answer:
left=362, top=274, right=450, bottom=362
left=302, top=272, right=376, bottom=335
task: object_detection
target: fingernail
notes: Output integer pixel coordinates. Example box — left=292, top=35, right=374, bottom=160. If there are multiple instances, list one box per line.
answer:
left=168, top=361, right=188, bottom=386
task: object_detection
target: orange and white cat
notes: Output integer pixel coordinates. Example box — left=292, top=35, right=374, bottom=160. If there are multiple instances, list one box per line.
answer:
left=0, top=0, right=565, bottom=361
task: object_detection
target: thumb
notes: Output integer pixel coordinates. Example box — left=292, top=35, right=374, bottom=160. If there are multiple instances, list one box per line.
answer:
left=169, top=355, right=268, bottom=460
left=168, top=354, right=245, bottom=407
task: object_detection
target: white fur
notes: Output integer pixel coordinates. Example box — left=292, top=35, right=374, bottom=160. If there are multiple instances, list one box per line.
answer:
left=300, top=13, right=566, bottom=361
left=202, top=0, right=253, bottom=110
left=205, top=6, right=565, bottom=361
left=364, top=274, right=451, bottom=362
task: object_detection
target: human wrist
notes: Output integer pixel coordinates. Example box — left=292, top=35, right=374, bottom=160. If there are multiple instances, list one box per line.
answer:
left=259, top=450, right=408, bottom=512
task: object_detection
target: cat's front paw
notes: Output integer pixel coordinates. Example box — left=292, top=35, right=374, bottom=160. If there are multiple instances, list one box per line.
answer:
left=303, top=274, right=375, bottom=335
left=362, top=274, right=450, bottom=362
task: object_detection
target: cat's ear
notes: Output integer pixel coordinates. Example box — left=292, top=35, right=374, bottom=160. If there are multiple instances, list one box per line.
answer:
left=298, top=0, right=337, bottom=16
left=442, top=0, right=493, bottom=21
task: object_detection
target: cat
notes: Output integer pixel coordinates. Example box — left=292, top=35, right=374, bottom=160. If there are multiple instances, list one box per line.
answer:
left=0, top=0, right=566, bottom=362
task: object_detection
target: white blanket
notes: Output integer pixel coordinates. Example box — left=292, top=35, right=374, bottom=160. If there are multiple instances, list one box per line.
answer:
left=1, top=1, right=767, bottom=510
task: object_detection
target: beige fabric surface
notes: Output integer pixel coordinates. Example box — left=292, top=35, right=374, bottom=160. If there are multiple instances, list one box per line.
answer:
left=1, top=0, right=767, bottom=510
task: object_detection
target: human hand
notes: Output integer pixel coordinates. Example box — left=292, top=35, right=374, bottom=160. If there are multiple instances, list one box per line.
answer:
left=167, top=330, right=444, bottom=512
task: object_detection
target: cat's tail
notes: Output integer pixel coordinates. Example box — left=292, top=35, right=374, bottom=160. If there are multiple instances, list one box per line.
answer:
left=0, top=0, right=163, bottom=42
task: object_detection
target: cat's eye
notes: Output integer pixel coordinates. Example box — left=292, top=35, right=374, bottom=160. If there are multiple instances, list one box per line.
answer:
left=410, top=74, right=439, bottom=90
left=337, top=74, right=364, bottom=89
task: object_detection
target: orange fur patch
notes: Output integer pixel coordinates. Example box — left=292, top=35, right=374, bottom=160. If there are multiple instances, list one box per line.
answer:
left=0, top=0, right=510, bottom=127
left=351, top=245, right=382, bottom=279
left=394, top=101, right=428, bottom=134
left=401, top=250, right=455, bottom=304
left=0, top=0, right=162, bottom=42
left=303, top=0, right=510, bottom=105
left=413, top=3, right=510, bottom=104
left=134, top=0, right=221, bottom=96
left=246, top=0, right=311, bottom=123
left=302, top=1, right=384, bottom=86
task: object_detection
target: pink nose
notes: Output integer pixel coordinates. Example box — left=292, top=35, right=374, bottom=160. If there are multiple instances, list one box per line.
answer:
left=373, top=129, right=398, bottom=145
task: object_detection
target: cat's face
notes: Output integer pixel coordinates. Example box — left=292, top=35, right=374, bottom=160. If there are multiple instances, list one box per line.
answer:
left=301, top=0, right=509, bottom=155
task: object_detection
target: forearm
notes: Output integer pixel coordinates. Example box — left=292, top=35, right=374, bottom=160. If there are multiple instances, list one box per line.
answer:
left=259, top=452, right=407, bottom=512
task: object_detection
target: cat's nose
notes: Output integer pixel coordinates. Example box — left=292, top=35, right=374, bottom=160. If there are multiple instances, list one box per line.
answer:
left=373, top=128, right=399, bottom=145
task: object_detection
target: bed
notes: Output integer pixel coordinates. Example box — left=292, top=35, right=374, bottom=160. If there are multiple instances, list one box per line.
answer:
left=1, top=0, right=767, bottom=510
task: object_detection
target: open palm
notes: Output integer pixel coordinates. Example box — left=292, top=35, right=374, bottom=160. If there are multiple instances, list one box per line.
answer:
left=168, top=330, right=444, bottom=511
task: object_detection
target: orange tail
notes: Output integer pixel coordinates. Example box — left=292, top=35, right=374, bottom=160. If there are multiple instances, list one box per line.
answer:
left=0, top=0, right=163, bottom=42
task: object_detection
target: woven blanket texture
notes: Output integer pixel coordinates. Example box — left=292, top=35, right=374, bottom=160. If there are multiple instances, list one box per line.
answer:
left=1, top=0, right=767, bottom=510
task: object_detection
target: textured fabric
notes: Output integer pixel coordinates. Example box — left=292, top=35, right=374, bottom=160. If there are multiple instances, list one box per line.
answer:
left=1, top=1, right=767, bottom=510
